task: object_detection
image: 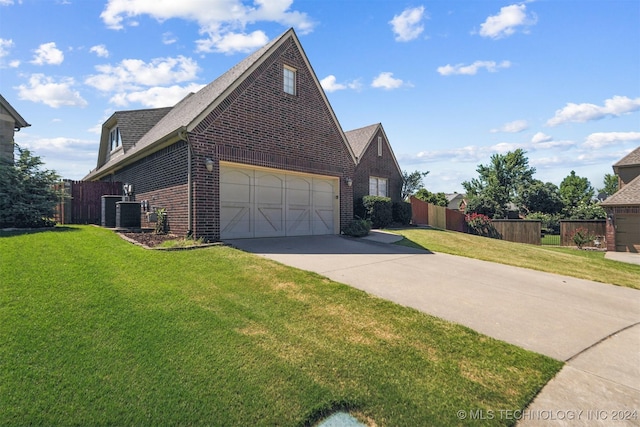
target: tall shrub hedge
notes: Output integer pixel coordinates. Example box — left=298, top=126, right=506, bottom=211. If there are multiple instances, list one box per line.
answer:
left=362, top=196, right=393, bottom=229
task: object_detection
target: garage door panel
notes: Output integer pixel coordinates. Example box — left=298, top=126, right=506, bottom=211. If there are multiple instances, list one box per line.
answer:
left=616, top=214, right=640, bottom=252
left=220, top=205, right=252, bottom=238
left=220, top=164, right=338, bottom=239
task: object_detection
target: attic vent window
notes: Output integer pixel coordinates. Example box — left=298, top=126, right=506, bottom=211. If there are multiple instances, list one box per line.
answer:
left=377, top=136, right=382, bottom=157
left=109, top=127, right=121, bottom=151
left=283, top=66, right=296, bottom=95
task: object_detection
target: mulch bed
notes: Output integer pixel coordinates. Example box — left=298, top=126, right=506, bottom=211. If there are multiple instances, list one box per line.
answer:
left=120, top=232, right=182, bottom=248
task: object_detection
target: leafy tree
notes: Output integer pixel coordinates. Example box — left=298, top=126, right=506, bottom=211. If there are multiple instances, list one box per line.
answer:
left=559, top=171, right=594, bottom=216
left=516, top=180, right=563, bottom=216
left=401, top=170, right=429, bottom=200
left=0, top=144, right=61, bottom=228
left=464, top=194, right=502, bottom=218
left=462, top=149, right=536, bottom=218
left=414, top=188, right=449, bottom=207
left=598, top=173, right=619, bottom=199
left=568, top=201, right=606, bottom=220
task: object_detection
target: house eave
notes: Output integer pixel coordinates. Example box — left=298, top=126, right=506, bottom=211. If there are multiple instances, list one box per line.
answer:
left=85, top=127, right=186, bottom=181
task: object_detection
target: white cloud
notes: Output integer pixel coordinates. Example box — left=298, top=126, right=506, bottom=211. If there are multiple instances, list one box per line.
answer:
left=162, top=32, right=177, bottom=45
left=0, top=0, right=15, bottom=5
left=583, top=132, right=640, bottom=149
left=490, top=119, right=528, bottom=133
left=85, top=55, right=200, bottom=92
left=109, top=83, right=206, bottom=108
left=0, top=38, right=13, bottom=58
left=197, top=30, right=269, bottom=54
left=320, top=75, right=361, bottom=92
left=531, top=132, right=552, bottom=144
left=390, top=6, right=426, bottom=42
left=89, top=44, right=109, bottom=58
left=478, top=4, right=537, bottom=39
left=320, top=75, right=345, bottom=92
left=371, top=72, right=408, bottom=90
left=31, top=42, right=64, bottom=65
left=100, top=0, right=315, bottom=54
left=437, top=60, right=511, bottom=76
left=16, top=74, right=87, bottom=108
left=547, top=95, right=640, bottom=126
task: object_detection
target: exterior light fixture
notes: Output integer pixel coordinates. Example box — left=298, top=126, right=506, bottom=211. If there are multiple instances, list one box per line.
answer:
left=205, top=158, right=214, bottom=172
left=345, top=177, right=352, bottom=187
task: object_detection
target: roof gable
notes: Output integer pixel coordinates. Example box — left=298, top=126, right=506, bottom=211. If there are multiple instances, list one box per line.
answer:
left=0, top=93, right=30, bottom=129
left=601, top=174, right=640, bottom=206
left=344, top=122, right=402, bottom=173
left=613, top=146, right=640, bottom=168
left=86, top=28, right=355, bottom=180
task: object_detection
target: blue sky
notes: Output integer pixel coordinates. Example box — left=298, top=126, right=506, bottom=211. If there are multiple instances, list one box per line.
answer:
left=1, top=0, right=638, bottom=193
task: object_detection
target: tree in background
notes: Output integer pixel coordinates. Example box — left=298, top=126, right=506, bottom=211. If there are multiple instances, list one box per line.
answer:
left=414, top=188, right=448, bottom=207
left=598, top=173, right=619, bottom=199
left=559, top=170, right=597, bottom=218
left=462, top=149, right=536, bottom=218
left=516, top=180, right=563, bottom=216
left=0, top=144, right=61, bottom=228
left=401, top=170, right=429, bottom=200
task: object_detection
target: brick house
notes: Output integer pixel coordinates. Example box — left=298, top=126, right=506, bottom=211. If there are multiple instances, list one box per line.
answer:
left=84, top=28, right=359, bottom=241
left=344, top=123, right=403, bottom=215
left=0, top=94, right=30, bottom=164
left=601, top=146, right=640, bottom=252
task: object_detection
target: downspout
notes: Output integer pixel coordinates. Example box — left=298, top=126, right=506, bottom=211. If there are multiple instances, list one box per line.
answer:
left=178, top=127, right=193, bottom=237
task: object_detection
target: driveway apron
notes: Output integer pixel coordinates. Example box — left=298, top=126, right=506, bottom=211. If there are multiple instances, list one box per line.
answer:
left=226, top=234, right=640, bottom=426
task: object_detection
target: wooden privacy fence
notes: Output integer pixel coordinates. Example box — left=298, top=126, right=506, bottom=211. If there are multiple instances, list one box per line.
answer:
left=560, top=220, right=606, bottom=247
left=409, top=197, right=467, bottom=233
left=492, top=220, right=541, bottom=246
left=54, top=180, right=122, bottom=224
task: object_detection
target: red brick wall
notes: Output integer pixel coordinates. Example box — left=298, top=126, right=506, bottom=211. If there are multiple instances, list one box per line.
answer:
left=104, top=141, right=191, bottom=236
left=353, top=128, right=403, bottom=214
left=188, top=37, right=354, bottom=240
left=104, top=37, right=355, bottom=241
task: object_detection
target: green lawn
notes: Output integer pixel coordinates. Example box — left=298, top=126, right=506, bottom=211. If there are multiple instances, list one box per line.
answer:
left=0, top=226, right=561, bottom=426
left=391, top=228, right=640, bottom=290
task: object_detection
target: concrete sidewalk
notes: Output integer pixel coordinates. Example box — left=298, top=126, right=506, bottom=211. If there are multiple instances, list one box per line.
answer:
left=227, top=234, right=640, bottom=426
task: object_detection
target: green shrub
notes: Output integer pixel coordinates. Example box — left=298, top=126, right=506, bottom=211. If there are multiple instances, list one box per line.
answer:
left=569, top=227, right=594, bottom=249
left=0, top=144, right=61, bottom=228
left=465, top=213, right=501, bottom=239
left=392, top=201, right=412, bottom=225
left=342, top=218, right=372, bottom=237
left=362, top=196, right=393, bottom=229
left=154, top=208, right=167, bottom=234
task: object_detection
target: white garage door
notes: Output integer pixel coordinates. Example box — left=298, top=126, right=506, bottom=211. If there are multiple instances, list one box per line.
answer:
left=220, top=163, right=339, bottom=239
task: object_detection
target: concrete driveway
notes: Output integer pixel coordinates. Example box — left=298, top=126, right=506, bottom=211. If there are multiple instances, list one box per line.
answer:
left=226, top=234, right=640, bottom=425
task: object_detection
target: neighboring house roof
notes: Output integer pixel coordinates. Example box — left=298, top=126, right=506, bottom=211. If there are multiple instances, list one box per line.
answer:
left=613, top=146, right=640, bottom=169
left=0, top=93, right=30, bottom=129
left=344, top=122, right=401, bottom=172
left=85, top=28, right=355, bottom=181
left=601, top=174, right=640, bottom=206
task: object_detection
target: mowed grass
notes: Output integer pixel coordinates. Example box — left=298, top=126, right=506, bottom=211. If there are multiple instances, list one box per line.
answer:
left=392, top=228, right=640, bottom=290
left=0, top=226, right=561, bottom=426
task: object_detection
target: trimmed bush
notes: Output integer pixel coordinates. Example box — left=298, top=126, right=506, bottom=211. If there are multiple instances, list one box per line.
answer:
left=362, top=196, right=393, bottom=229
left=465, top=213, right=501, bottom=239
left=392, top=201, right=412, bottom=225
left=342, top=218, right=372, bottom=237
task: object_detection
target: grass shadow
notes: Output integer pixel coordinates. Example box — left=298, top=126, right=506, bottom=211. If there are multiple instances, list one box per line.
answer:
left=0, top=225, right=81, bottom=238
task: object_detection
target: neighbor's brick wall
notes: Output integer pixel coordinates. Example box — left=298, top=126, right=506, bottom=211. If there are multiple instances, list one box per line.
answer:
left=103, top=141, right=190, bottom=236
left=353, top=127, right=403, bottom=214
left=188, top=36, right=355, bottom=240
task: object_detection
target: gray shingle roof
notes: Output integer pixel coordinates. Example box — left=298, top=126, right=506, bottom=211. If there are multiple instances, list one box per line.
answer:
left=601, top=174, right=640, bottom=206
left=344, top=123, right=380, bottom=159
left=128, top=31, right=286, bottom=156
left=115, top=107, right=172, bottom=151
left=614, top=146, right=640, bottom=167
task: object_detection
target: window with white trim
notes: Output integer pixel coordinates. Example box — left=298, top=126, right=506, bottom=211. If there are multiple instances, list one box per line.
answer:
left=369, top=176, right=388, bottom=197
left=109, top=127, right=121, bottom=151
left=283, top=66, right=296, bottom=95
